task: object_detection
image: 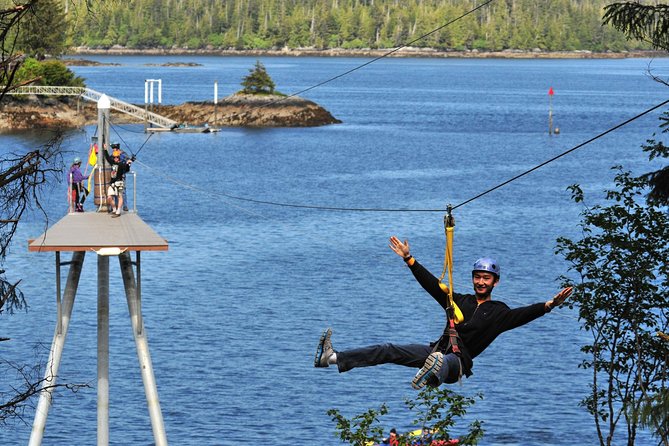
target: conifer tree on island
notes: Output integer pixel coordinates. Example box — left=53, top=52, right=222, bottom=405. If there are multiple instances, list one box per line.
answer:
left=241, top=60, right=276, bottom=95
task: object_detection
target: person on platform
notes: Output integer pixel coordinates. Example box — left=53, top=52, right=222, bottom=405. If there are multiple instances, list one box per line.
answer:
left=104, top=143, right=134, bottom=218
left=69, top=157, right=88, bottom=212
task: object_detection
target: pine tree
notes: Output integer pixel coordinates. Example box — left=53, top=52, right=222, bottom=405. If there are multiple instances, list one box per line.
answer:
left=15, top=0, right=68, bottom=60
left=240, top=60, right=276, bottom=95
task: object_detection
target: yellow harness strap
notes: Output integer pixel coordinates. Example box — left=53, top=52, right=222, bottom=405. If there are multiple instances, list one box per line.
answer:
left=438, top=209, right=464, bottom=324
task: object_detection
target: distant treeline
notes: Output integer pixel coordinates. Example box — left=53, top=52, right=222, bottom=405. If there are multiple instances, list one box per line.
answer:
left=65, top=0, right=645, bottom=52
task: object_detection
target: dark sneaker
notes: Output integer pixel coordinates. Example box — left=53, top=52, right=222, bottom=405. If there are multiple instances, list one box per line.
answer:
left=412, top=352, right=444, bottom=390
left=111, top=213, right=121, bottom=218
left=314, top=328, right=334, bottom=368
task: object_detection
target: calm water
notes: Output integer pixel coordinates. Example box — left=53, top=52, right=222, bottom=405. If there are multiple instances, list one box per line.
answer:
left=2, top=56, right=668, bottom=445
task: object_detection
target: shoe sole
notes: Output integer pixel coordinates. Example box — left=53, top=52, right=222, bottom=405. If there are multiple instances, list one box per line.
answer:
left=314, top=328, right=332, bottom=367
left=412, top=352, right=443, bottom=390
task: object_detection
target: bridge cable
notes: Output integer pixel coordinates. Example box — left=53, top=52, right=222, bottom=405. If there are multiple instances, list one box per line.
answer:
left=218, top=0, right=496, bottom=120
left=134, top=98, right=669, bottom=213
left=109, top=121, right=154, bottom=158
left=157, top=99, right=669, bottom=212
left=451, top=97, right=669, bottom=211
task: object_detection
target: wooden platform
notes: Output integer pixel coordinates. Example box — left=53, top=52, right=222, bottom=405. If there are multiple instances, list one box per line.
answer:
left=28, top=212, right=169, bottom=252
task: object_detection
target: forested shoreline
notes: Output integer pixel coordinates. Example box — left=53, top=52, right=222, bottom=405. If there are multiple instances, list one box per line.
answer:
left=54, top=0, right=650, bottom=53
left=68, top=46, right=667, bottom=60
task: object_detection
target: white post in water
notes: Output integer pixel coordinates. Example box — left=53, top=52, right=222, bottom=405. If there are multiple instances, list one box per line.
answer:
left=144, top=80, right=149, bottom=131
left=214, top=80, right=218, bottom=125
left=144, top=79, right=162, bottom=130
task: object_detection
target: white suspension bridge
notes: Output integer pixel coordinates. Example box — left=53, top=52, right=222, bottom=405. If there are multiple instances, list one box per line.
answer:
left=9, top=85, right=179, bottom=129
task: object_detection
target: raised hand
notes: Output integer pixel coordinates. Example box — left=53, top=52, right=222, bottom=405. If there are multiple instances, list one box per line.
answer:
left=389, top=236, right=410, bottom=259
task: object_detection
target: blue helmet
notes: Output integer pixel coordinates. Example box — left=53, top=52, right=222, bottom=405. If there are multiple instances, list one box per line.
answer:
left=473, top=257, right=500, bottom=278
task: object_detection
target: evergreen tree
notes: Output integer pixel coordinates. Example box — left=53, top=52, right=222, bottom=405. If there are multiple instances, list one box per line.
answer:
left=240, top=60, right=276, bottom=95
left=15, top=0, right=68, bottom=60
left=61, top=0, right=641, bottom=53
left=603, top=3, right=669, bottom=206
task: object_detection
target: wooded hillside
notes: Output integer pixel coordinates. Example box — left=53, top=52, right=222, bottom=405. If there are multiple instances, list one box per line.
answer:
left=57, top=0, right=641, bottom=52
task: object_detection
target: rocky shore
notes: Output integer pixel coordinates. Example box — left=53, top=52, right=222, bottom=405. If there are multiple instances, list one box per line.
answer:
left=5, top=46, right=666, bottom=131
left=0, top=94, right=341, bottom=131
left=69, top=46, right=669, bottom=59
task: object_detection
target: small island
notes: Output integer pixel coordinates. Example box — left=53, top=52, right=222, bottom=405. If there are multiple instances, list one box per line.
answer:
left=0, top=60, right=340, bottom=131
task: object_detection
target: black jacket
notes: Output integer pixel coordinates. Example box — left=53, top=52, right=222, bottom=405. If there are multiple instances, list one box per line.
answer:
left=104, top=150, right=131, bottom=182
left=408, top=258, right=547, bottom=376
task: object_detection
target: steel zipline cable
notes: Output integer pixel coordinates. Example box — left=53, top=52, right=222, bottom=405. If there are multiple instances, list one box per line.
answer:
left=145, top=98, right=669, bottom=213
left=104, top=2, right=496, bottom=163
left=104, top=2, right=496, bottom=158
left=450, top=97, right=669, bottom=211
left=104, top=0, right=668, bottom=214
left=220, top=0, right=496, bottom=117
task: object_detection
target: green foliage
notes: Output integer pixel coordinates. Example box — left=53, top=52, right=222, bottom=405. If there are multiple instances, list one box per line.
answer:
left=639, top=112, right=669, bottom=206
left=556, top=161, right=669, bottom=445
left=637, top=386, right=669, bottom=444
left=328, top=387, right=484, bottom=446
left=603, top=3, right=669, bottom=51
left=59, top=0, right=643, bottom=53
left=14, top=0, right=68, bottom=59
left=39, top=60, right=85, bottom=87
left=11, top=58, right=85, bottom=87
left=240, top=60, right=276, bottom=95
left=328, top=404, right=389, bottom=446
left=640, top=137, right=669, bottom=207
left=10, top=58, right=42, bottom=85
left=402, top=386, right=484, bottom=446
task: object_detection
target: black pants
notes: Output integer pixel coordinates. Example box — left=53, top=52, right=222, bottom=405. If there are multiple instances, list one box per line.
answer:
left=336, top=343, right=462, bottom=384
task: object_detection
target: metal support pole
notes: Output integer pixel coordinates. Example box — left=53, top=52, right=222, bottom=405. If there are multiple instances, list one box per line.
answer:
left=119, top=252, right=167, bottom=446
left=97, top=96, right=111, bottom=211
left=97, top=254, right=110, bottom=446
left=136, top=251, right=142, bottom=332
left=55, top=252, right=62, bottom=335
left=130, top=171, right=137, bottom=213
left=29, top=251, right=85, bottom=446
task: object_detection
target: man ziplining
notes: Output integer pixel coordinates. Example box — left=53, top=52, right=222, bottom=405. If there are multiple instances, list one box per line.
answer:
left=314, top=236, right=573, bottom=389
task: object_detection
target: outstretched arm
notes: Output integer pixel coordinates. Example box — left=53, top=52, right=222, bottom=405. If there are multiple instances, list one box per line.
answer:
left=500, top=286, right=575, bottom=332
left=545, top=286, right=573, bottom=312
left=388, top=236, right=452, bottom=309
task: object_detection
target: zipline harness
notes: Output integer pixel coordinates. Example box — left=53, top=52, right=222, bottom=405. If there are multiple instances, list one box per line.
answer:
left=435, top=205, right=463, bottom=357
